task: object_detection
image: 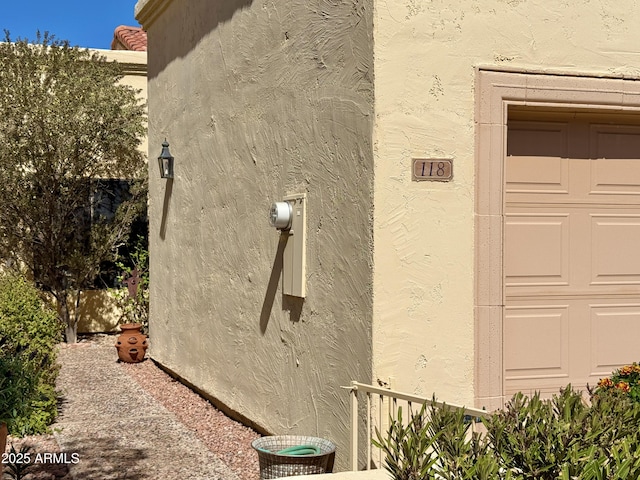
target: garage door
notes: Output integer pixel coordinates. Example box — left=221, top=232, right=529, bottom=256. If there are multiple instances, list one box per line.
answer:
left=504, top=108, right=640, bottom=397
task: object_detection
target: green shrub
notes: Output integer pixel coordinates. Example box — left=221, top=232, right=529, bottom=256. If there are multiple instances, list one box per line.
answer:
left=487, top=387, right=585, bottom=479
left=0, top=273, right=62, bottom=435
left=372, top=403, right=439, bottom=480
left=0, top=349, right=39, bottom=428
left=486, top=386, right=640, bottom=479
left=577, top=436, right=640, bottom=480
left=374, top=400, right=504, bottom=480
left=428, top=402, right=502, bottom=480
left=374, top=387, right=640, bottom=480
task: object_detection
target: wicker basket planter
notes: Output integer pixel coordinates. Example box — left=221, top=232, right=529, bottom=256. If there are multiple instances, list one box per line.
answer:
left=252, top=435, right=336, bottom=479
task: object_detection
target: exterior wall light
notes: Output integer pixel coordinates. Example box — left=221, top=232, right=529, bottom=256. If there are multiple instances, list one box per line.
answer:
left=157, top=139, right=174, bottom=179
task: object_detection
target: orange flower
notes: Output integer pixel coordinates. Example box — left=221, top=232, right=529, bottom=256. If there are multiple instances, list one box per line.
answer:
left=616, top=381, right=631, bottom=393
left=598, top=377, right=614, bottom=388
left=619, top=365, right=634, bottom=376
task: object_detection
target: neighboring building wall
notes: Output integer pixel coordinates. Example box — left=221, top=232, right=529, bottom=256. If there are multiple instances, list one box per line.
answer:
left=372, top=0, right=640, bottom=408
left=77, top=291, right=122, bottom=333
left=78, top=48, right=147, bottom=334
left=102, top=49, right=148, bottom=161
left=136, top=0, right=374, bottom=468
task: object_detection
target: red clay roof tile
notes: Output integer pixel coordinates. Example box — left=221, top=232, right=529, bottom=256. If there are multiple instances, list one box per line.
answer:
left=111, top=25, right=147, bottom=52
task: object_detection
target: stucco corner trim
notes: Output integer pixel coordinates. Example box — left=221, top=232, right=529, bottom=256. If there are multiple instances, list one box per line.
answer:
left=135, top=0, right=175, bottom=30
left=475, top=64, right=640, bottom=82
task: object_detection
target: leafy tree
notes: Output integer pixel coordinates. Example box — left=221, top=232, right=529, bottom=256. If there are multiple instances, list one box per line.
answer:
left=0, top=32, right=147, bottom=343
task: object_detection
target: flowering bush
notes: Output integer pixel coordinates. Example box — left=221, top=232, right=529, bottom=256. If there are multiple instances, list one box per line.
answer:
left=596, top=363, right=640, bottom=402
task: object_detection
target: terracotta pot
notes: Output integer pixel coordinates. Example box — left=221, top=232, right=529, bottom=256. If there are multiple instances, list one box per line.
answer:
left=115, top=323, right=148, bottom=363
left=0, top=422, right=7, bottom=454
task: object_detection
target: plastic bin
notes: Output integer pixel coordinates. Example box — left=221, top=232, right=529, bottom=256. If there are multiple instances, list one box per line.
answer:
left=252, top=435, right=336, bottom=479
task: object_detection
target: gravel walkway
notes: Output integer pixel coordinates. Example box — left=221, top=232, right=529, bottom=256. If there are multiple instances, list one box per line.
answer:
left=4, top=334, right=261, bottom=480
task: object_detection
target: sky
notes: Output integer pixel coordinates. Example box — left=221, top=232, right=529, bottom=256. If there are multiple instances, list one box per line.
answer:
left=0, top=1, right=140, bottom=50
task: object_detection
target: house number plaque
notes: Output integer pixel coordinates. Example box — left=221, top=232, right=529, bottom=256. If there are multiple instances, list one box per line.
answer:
left=412, top=158, right=453, bottom=182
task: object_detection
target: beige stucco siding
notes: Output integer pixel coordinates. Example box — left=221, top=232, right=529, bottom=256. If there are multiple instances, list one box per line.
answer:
left=101, top=49, right=148, bottom=159
left=139, top=0, right=374, bottom=467
left=372, top=0, right=640, bottom=407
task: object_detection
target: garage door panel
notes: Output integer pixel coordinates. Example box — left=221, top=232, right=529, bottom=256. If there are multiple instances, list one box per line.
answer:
left=590, top=303, right=640, bottom=374
left=504, top=382, right=572, bottom=400
left=506, top=155, right=569, bottom=194
left=589, top=125, right=640, bottom=197
left=590, top=158, right=640, bottom=194
left=591, top=214, right=640, bottom=286
left=504, top=305, right=569, bottom=378
left=504, top=214, right=570, bottom=287
left=506, top=121, right=569, bottom=195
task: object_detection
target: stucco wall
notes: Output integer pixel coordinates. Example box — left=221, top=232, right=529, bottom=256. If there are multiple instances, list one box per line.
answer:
left=137, top=0, right=374, bottom=469
left=77, top=290, right=121, bottom=333
left=372, top=0, right=640, bottom=407
left=100, top=49, right=148, bottom=161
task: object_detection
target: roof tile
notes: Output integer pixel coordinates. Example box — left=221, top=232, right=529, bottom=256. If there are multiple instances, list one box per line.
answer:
left=111, top=25, right=147, bottom=52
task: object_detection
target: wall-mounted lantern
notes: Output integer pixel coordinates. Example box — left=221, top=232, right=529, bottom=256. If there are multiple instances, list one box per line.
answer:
left=157, top=139, right=174, bottom=179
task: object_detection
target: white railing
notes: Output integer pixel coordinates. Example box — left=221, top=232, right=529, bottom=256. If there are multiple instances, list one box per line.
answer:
left=343, top=381, right=492, bottom=471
